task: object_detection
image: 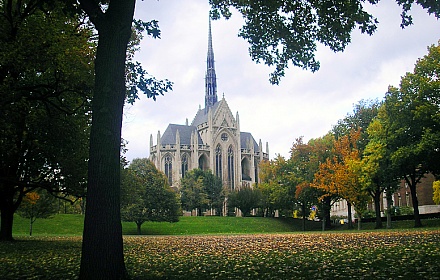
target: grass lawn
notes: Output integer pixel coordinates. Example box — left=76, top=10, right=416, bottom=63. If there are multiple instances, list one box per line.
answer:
left=5, top=215, right=440, bottom=279
left=12, top=214, right=440, bottom=237
left=1, top=231, right=439, bottom=279
left=13, top=214, right=327, bottom=236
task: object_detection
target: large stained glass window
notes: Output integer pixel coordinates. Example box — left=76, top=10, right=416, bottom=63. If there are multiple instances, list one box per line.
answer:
left=227, top=145, right=234, bottom=189
left=181, top=154, right=188, bottom=178
left=215, top=144, right=222, bottom=178
left=164, top=155, right=172, bottom=185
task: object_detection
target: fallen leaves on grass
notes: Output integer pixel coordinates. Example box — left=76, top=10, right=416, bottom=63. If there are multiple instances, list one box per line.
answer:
left=1, top=231, right=439, bottom=279
left=124, top=231, right=440, bottom=279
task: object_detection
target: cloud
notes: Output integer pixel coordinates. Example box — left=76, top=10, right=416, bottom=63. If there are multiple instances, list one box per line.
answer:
left=122, top=1, right=440, bottom=162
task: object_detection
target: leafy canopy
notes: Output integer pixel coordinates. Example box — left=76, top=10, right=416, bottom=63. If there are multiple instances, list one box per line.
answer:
left=121, top=158, right=180, bottom=229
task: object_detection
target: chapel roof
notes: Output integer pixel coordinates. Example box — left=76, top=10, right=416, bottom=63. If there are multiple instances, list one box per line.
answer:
left=190, top=101, right=221, bottom=127
left=240, top=131, right=259, bottom=151
left=160, top=124, right=203, bottom=145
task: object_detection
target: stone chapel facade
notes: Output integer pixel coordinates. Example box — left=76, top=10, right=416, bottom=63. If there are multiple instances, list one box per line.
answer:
left=149, top=19, right=269, bottom=191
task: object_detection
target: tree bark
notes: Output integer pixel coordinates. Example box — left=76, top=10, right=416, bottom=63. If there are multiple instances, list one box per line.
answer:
left=347, top=201, right=353, bottom=229
left=406, top=175, right=423, bottom=228
left=29, top=218, right=34, bottom=237
left=357, top=213, right=362, bottom=230
left=324, top=197, right=332, bottom=229
left=0, top=202, right=14, bottom=241
left=0, top=184, right=21, bottom=241
left=301, top=204, right=306, bottom=231
left=136, top=223, right=142, bottom=235
left=373, top=188, right=383, bottom=229
left=79, top=1, right=135, bottom=279
left=386, top=190, right=393, bottom=229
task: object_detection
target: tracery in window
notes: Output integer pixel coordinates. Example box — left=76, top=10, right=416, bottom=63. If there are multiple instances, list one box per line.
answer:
left=181, top=154, right=188, bottom=178
left=164, top=155, right=172, bottom=185
left=227, top=145, right=234, bottom=189
left=215, top=144, right=222, bottom=178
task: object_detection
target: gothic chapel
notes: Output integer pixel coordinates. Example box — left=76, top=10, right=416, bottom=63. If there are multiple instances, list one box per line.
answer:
left=149, top=19, right=269, bottom=191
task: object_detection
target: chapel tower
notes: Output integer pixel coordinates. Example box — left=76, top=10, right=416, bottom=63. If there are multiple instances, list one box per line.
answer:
left=149, top=17, right=270, bottom=208
left=205, top=17, right=217, bottom=113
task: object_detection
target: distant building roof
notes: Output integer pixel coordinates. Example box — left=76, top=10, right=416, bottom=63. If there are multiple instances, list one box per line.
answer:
left=240, top=132, right=258, bottom=151
left=160, top=124, right=203, bottom=145
left=191, top=102, right=220, bottom=127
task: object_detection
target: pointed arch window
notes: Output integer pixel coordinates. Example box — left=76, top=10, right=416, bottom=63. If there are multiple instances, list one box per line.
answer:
left=215, top=144, right=222, bottom=178
left=164, top=155, right=172, bottom=186
left=227, top=145, right=234, bottom=189
left=181, top=154, right=188, bottom=178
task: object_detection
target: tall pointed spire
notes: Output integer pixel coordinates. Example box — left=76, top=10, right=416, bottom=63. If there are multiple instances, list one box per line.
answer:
left=205, top=16, right=218, bottom=113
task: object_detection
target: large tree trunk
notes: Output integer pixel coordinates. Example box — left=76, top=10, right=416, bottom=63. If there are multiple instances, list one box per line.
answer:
left=29, top=218, right=35, bottom=237
left=406, top=175, right=423, bottom=228
left=79, top=1, right=135, bottom=279
left=136, top=222, right=142, bottom=235
left=386, top=190, right=393, bottom=229
left=301, top=204, right=306, bottom=231
left=347, top=201, right=353, bottom=229
left=323, top=197, right=332, bottom=230
left=0, top=184, right=22, bottom=241
left=0, top=201, right=14, bottom=241
left=373, top=187, right=383, bottom=229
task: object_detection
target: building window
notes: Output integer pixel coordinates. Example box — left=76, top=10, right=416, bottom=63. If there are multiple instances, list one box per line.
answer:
left=221, top=133, right=228, bottom=141
left=254, top=159, right=259, bottom=183
left=215, top=144, right=222, bottom=178
left=164, top=155, right=172, bottom=186
left=227, top=145, right=234, bottom=189
left=181, top=154, right=188, bottom=178
left=405, top=192, right=410, bottom=207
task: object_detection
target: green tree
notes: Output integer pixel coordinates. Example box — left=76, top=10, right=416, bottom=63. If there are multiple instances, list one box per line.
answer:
left=228, top=186, right=262, bottom=217
left=180, top=169, right=221, bottom=216
left=203, top=170, right=225, bottom=215
left=258, top=156, right=296, bottom=217
left=17, top=190, right=58, bottom=236
left=0, top=1, right=93, bottom=241
left=258, top=159, right=281, bottom=217
left=382, top=43, right=440, bottom=227
left=333, top=99, right=380, bottom=152
left=120, top=158, right=180, bottom=235
left=361, top=110, right=400, bottom=229
left=183, top=169, right=224, bottom=215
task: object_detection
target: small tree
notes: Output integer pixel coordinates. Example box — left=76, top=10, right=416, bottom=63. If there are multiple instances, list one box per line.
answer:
left=180, top=176, right=208, bottom=216
left=228, top=186, right=262, bottom=217
left=180, top=169, right=223, bottom=216
left=17, top=190, right=58, bottom=236
left=120, top=158, right=180, bottom=235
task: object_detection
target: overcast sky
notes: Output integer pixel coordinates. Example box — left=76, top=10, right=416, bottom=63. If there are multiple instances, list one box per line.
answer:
left=121, top=0, right=439, bottom=163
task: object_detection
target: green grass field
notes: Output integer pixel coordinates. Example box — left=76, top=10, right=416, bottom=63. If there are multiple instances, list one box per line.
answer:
left=12, top=214, right=440, bottom=236
left=12, top=214, right=325, bottom=236
left=3, top=215, right=440, bottom=279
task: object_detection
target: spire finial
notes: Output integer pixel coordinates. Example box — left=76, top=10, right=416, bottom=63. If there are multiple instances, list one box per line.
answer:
left=205, top=15, right=218, bottom=113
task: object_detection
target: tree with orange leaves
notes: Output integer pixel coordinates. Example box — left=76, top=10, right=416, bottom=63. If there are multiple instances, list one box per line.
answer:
left=314, top=129, right=369, bottom=230
left=17, top=190, right=58, bottom=236
left=258, top=155, right=297, bottom=217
